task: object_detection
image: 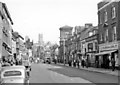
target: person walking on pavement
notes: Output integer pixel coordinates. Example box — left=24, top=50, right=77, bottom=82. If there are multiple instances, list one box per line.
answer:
left=73, top=60, right=76, bottom=67
left=68, top=59, right=72, bottom=66
left=81, top=59, right=85, bottom=68
left=106, top=57, right=110, bottom=69
left=111, top=58, right=115, bottom=71
left=95, top=60, right=99, bottom=68
left=76, top=58, right=80, bottom=68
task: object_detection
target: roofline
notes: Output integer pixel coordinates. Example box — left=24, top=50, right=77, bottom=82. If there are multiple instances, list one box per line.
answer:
left=2, top=3, right=13, bottom=25
left=98, top=0, right=119, bottom=11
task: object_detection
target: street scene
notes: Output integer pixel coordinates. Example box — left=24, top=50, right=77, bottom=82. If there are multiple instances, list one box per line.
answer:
left=0, top=0, right=120, bottom=85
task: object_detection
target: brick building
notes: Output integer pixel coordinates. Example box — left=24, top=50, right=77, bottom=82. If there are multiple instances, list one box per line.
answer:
left=96, top=0, right=119, bottom=68
left=85, top=26, right=98, bottom=67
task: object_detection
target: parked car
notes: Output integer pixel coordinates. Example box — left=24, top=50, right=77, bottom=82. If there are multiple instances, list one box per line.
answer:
left=44, top=57, right=51, bottom=64
left=0, top=65, right=29, bottom=84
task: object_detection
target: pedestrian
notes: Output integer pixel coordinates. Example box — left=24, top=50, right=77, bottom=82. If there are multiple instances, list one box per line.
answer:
left=81, top=59, right=85, bottom=68
left=111, top=58, right=115, bottom=71
left=73, top=60, right=76, bottom=67
left=76, top=59, right=80, bottom=68
left=85, top=58, right=89, bottom=68
left=106, top=57, right=110, bottom=69
left=68, top=59, right=72, bottom=66
left=96, top=60, right=99, bottom=68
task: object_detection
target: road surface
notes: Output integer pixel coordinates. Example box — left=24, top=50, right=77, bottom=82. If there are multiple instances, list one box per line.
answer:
left=29, top=63, right=118, bottom=85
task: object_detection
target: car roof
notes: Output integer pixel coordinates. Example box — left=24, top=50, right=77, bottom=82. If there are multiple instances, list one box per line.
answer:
left=1, top=65, right=25, bottom=70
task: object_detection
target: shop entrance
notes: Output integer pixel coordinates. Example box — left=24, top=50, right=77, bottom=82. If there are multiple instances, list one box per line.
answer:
left=102, top=54, right=109, bottom=69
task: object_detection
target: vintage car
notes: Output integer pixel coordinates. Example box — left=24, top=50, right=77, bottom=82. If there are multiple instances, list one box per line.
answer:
left=0, top=65, right=29, bottom=84
left=44, top=57, right=51, bottom=64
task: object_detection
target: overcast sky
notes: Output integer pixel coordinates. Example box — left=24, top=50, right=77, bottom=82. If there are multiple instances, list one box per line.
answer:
left=1, top=0, right=102, bottom=44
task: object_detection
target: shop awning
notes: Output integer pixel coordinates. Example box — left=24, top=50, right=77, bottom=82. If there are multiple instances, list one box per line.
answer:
left=95, top=50, right=117, bottom=56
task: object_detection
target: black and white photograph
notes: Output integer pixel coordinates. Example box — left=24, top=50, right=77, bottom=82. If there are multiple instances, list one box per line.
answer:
left=0, top=0, right=120, bottom=85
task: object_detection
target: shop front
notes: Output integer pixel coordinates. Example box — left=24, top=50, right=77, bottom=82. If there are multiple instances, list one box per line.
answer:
left=95, top=41, right=118, bottom=68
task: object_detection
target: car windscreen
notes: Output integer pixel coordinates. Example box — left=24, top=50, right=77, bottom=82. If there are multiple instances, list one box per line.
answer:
left=4, top=70, right=22, bottom=77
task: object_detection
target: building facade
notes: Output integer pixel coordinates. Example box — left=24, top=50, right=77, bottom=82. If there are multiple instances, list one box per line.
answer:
left=79, top=24, right=93, bottom=60
left=0, top=2, right=13, bottom=60
left=97, top=0, right=119, bottom=68
left=59, top=25, right=73, bottom=63
left=85, top=26, right=98, bottom=67
left=38, top=33, right=44, bottom=46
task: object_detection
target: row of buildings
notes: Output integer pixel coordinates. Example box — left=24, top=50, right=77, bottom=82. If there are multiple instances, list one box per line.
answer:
left=0, top=2, right=33, bottom=66
left=58, top=0, right=119, bottom=68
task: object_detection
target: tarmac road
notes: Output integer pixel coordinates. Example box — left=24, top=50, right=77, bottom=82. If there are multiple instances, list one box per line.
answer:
left=29, top=63, right=118, bottom=85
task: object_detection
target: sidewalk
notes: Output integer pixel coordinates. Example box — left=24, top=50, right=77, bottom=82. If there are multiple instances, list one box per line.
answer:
left=57, top=63, right=119, bottom=77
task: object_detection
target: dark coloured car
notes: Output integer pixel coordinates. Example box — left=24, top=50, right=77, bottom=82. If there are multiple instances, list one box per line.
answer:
left=45, top=57, right=51, bottom=64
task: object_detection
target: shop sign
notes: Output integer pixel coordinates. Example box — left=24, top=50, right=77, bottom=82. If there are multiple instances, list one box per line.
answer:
left=99, top=42, right=118, bottom=51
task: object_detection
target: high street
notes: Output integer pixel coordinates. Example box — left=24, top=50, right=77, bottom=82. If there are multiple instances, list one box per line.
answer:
left=29, top=63, right=118, bottom=84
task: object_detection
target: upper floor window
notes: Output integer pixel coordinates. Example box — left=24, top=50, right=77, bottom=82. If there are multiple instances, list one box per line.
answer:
left=104, top=29, right=108, bottom=42
left=88, top=32, right=93, bottom=36
left=112, top=6, right=116, bottom=19
left=112, top=26, right=117, bottom=41
left=95, top=42, right=98, bottom=51
left=104, top=11, right=107, bottom=22
left=99, top=13, right=102, bottom=24
left=93, top=30, right=96, bottom=35
left=100, top=34, right=103, bottom=41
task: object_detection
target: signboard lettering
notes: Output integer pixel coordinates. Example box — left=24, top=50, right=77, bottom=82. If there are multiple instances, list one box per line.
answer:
left=99, top=43, right=118, bottom=51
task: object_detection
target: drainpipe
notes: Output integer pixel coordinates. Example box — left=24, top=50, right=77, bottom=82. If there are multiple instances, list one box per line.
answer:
left=118, top=41, right=120, bottom=85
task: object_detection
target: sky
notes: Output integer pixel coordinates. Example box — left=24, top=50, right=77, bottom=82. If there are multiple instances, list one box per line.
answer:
left=1, top=0, right=102, bottom=44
